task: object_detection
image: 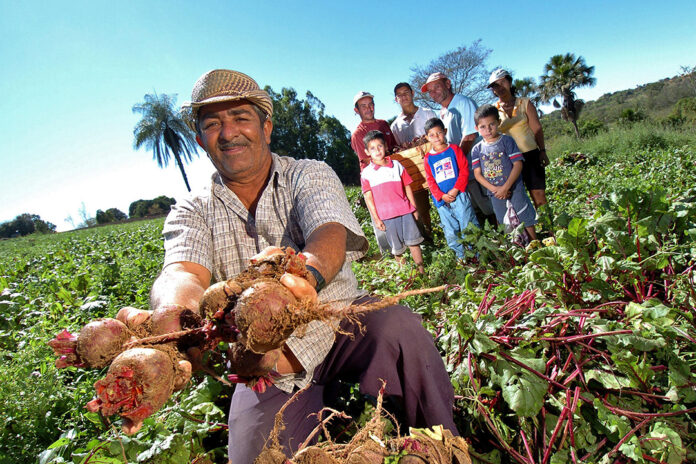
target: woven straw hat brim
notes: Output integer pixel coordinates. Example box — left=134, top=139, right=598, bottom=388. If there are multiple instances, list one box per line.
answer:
left=182, top=91, right=272, bottom=111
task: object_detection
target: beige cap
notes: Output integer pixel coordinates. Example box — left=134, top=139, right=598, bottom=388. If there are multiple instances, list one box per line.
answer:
left=420, top=72, right=448, bottom=92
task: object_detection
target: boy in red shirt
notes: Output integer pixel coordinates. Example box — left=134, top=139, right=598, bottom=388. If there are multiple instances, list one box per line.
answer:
left=423, top=118, right=479, bottom=259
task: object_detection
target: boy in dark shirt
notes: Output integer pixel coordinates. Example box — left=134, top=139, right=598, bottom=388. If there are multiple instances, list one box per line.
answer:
left=471, top=105, right=537, bottom=240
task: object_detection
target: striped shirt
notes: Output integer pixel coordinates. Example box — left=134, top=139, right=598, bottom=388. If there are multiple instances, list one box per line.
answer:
left=360, top=158, right=415, bottom=220
left=162, top=153, right=368, bottom=392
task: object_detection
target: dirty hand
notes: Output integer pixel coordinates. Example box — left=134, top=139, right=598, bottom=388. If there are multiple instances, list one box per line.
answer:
left=250, top=247, right=317, bottom=304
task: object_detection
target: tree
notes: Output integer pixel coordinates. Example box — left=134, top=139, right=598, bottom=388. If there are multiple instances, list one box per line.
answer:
left=128, top=196, right=176, bottom=219
left=0, top=214, right=56, bottom=238
left=96, top=208, right=127, bottom=225
left=679, top=65, right=696, bottom=95
left=265, top=87, right=359, bottom=185
left=132, top=93, right=199, bottom=191
left=538, top=53, right=596, bottom=138
left=77, top=202, right=96, bottom=228
left=409, top=39, right=493, bottom=107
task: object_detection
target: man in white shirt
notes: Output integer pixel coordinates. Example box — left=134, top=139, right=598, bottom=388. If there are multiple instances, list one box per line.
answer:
left=390, top=82, right=437, bottom=146
left=390, top=82, right=438, bottom=239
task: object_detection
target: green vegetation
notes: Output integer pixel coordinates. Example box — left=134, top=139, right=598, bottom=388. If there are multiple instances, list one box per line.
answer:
left=1, top=123, right=695, bottom=463
left=266, top=87, right=360, bottom=185
left=542, top=69, right=696, bottom=143
left=128, top=196, right=176, bottom=219
left=547, top=121, right=696, bottom=157
left=576, top=71, right=695, bottom=123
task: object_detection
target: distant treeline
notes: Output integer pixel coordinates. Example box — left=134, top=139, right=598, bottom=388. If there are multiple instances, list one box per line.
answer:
left=96, top=196, right=177, bottom=225
left=1, top=196, right=177, bottom=238
left=0, top=214, right=56, bottom=238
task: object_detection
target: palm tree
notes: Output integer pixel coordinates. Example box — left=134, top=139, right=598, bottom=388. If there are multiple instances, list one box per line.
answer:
left=538, top=54, right=596, bottom=138
left=132, top=93, right=199, bottom=191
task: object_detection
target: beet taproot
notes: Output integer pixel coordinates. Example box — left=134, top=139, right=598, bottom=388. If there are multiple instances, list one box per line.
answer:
left=85, top=347, right=180, bottom=435
left=233, top=278, right=300, bottom=353
left=48, top=318, right=134, bottom=369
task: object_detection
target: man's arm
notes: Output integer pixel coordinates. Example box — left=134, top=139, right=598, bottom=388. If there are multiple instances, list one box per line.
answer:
left=150, top=261, right=211, bottom=311
left=301, top=222, right=348, bottom=287
left=459, top=133, right=477, bottom=155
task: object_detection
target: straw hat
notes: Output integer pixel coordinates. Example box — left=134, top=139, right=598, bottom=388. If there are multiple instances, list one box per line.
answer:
left=181, top=69, right=273, bottom=130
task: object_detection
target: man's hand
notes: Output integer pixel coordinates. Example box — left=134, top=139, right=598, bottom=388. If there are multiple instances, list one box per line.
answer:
left=412, top=210, right=419, bottom=221
left=250, top=247, right=317, bottom=303
left=375, top=219, right=386, bottom=231
left=540, top=150, right=550, bottom=167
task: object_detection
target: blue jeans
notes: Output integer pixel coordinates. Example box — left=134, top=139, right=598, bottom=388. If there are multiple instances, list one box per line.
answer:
left=436, top=192, right=479, bottom=258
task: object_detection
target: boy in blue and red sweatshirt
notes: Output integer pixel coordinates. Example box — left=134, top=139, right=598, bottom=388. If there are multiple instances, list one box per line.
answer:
left=423, top=118, right=479, bottom=259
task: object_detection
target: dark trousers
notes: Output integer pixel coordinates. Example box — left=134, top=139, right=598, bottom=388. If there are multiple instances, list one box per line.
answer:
left=227, top=302, right=457, bottom=463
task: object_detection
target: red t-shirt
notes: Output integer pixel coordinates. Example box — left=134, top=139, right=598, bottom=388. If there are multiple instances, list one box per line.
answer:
left=350, top=120, right=397, bottom=171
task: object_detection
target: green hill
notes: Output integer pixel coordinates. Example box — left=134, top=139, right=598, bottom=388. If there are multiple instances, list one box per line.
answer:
left=541, top=70, right=695, bottom=141
left=545, top=70, right=695, bottom=123
left=582, top=71, right=694, bottom=122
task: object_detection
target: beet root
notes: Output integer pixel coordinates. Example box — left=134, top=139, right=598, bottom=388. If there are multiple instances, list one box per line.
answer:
left=233, top=279, right=299, bottom=354
left=85, top=347, right=176, bottom=435
left=49, top=318, right=134, bottom=369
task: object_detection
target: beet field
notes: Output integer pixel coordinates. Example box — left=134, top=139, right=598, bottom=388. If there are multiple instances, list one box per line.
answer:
left=2, top=132, right=696, bottom=463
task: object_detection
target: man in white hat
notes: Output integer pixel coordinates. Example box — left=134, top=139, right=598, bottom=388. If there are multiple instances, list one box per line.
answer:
left=422, top=72, right=496, bottom=226
left=148, top=69, right=458, bottom=463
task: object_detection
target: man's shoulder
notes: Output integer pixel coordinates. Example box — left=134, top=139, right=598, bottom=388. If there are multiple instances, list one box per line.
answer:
left=274, top=153, right=334, bottom=181
left=452, top=93, right=476, bottom=107
left=417, top=106, right=437, bottom=117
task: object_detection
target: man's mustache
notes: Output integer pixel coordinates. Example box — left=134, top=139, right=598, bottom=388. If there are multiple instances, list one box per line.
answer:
left=218, top=141, right=249, bottom=150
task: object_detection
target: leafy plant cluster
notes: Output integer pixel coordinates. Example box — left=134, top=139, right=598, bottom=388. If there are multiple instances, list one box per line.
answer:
left=0, top=140, right=695, bottom=463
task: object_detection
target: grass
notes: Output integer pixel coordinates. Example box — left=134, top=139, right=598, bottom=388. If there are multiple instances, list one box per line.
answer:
left=547, top=121, right=696, bottom=157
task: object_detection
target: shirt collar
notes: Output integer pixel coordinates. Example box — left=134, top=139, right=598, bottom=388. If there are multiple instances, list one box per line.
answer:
left=371, top=156, right=393, bottom=170
left=211, top=152, right=286, bottom=200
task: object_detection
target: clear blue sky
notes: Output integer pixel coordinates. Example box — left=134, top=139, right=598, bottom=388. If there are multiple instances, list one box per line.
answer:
left=2, top=0, right=695, bottom=231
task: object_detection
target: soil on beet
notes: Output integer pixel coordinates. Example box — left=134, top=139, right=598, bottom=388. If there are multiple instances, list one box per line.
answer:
left=77, top=319, right=134, bottom=368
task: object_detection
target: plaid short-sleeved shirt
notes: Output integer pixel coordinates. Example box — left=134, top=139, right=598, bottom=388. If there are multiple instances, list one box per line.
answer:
left=162, top=153, right=368, bottom=391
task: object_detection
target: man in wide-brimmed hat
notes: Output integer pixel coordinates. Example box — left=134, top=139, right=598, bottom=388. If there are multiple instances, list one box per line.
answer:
left=149, top=69, right=458, bottom=463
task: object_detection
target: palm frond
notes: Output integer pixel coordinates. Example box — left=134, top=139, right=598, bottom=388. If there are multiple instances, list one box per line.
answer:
left=132, top=93, right=199, bottom=190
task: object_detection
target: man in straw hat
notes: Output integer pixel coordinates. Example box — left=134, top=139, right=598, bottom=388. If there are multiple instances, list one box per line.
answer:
left=149, top=69, right=457, bottom=463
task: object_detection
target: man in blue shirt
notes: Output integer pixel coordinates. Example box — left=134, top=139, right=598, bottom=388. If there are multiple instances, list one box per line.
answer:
left=421, top=72, right=496, bottom=226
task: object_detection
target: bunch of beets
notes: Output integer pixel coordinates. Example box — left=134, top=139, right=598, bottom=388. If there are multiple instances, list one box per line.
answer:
left=48, top=249, right=360, bottom=434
